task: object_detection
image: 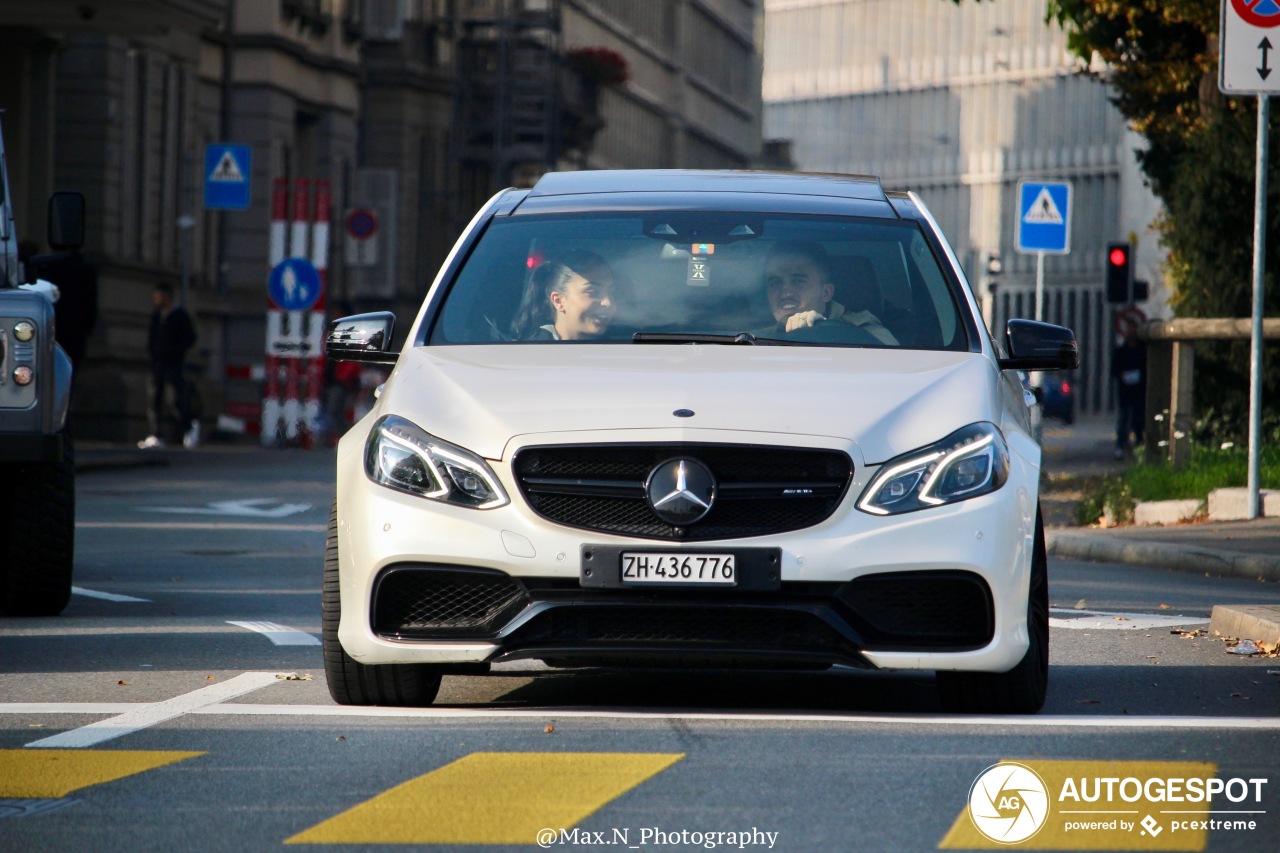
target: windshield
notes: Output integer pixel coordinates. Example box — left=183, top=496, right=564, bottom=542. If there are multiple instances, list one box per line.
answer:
left=429, top=212, right=969, bottom=350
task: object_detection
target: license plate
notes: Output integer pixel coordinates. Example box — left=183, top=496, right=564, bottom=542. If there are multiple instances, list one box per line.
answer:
left=620, top=552, right=736, bottom=585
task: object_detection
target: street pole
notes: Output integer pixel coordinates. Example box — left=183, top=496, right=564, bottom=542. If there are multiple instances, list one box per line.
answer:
left=1035, top=251, right=1045, bottom=321
left=1247, top=94, right=1270, bottom=521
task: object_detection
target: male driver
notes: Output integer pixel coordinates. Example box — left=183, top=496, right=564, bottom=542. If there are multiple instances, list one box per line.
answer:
left=761, top=241, right=897, bottom=345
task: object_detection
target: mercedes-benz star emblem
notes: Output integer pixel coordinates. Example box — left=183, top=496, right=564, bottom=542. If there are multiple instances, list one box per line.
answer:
left=645, top=458, right=717, bottom=525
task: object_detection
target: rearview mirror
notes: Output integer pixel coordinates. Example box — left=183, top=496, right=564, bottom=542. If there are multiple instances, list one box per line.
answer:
left=327, top=312, right=398, bottom=364
left=998, top=319, right=1079, bottom=371
left=47, top=192, right=85, bottom=251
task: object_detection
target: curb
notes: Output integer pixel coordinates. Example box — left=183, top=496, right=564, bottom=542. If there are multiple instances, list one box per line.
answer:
left=1046, top=530, right=1280, bottom=582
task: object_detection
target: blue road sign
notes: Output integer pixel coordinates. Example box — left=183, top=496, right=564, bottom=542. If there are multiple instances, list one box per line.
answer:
left=1016, top=181, right=1072, bottom=254
left=204, top=143, right=252, bottom=210
left=268, top=258, right=322, bottom=312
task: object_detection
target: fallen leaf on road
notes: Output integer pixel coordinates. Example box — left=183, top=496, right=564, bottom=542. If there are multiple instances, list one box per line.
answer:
left=1230, top=692, right=1249, bottom=699
left=1158, top=604, right=1171, bottom=610
left=276, top=673, right=313, bottom=681
left=1113, top=616, right=1131, bottom=621
left=206, top=675, right=215, bottom=680
left=545, top=724, right=555, bottom=733
left=117, top=680, right=128, bottom=686
left=1073, top=599, right=1088, bottom=610
left=336, top=735, right=346, bottom=741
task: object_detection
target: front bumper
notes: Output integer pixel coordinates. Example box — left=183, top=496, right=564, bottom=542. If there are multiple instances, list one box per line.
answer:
left=336, top=428, right=1039, bottom=674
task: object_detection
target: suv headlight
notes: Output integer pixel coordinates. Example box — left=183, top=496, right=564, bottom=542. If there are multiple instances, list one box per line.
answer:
left=365, top=415, right=509, bottom=509
left=857, top=422, right=1009, bottom=515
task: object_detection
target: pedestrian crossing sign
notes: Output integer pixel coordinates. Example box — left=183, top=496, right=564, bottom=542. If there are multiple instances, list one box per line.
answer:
left=204, top=143, right=252, bottom=210
left=1016, top=181, right=1072, bottom=254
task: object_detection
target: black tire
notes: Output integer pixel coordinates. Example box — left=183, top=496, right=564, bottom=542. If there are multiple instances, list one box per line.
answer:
left=0, top=443, right=75, bottom=617
left=322, top=500, right=442, bottom=706
left=936, top=508, right=1049, bottom=714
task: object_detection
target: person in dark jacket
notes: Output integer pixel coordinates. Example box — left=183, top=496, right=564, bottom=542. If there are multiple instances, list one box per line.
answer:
left=139, top=283, right=198, bottom=448
left=1111, top=331, right=1147, bottom=459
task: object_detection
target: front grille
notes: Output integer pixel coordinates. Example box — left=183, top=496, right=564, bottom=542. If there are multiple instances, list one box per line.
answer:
left=838, top=571, right=994, bottom=648
left=373, top=566, right=529, bottom=637
left=513, top=443, right=852, bottom=541
left=507, top=604, right=851, bottom=652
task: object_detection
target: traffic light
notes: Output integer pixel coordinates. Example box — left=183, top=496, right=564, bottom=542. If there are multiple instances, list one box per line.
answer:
left=1105, top=242, right=1132, bottom=304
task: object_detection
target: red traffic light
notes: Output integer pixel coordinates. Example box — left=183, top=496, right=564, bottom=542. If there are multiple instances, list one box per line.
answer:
left=1108, top=246, right=1128, bottom=266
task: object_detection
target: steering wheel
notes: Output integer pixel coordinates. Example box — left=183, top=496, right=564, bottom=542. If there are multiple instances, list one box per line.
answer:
left=784, top=319, right=881, bottom=346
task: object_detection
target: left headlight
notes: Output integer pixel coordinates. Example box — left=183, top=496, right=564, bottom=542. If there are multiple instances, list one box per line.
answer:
left=857, top=422, right=1009, bottom=516
left=364, top=415, right=509, bottom=509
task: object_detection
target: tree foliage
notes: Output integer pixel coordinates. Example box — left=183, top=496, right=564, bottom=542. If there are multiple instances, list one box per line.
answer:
left=954, top=0, right=1280, bottom=433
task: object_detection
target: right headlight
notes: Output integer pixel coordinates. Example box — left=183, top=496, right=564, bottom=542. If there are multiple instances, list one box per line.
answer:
left=364, top=415, right=509, bottom=509
left=857, top=422, right=1009, bottom=515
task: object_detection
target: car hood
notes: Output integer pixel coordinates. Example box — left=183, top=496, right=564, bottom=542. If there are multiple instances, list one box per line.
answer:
left=379, top=345, right=999, bottom=463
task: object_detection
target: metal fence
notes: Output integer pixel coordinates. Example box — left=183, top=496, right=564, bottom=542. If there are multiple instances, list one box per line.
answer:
left=993, top=283, right=1112, bottom=415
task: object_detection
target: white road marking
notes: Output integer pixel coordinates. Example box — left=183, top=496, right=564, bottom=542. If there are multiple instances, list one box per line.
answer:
left=2, top=703, right=1275, bottom=729
left=24, top=671, right=282, bottom=749
left=137, top=499, right=311, bottom=518
left=1049, top=607, right=1209, bottom=631
left=70, top=587, right=150, bottom=603
left=227, top=621, right=321, bottom=646
left=77, top=522, right=324, bottom=532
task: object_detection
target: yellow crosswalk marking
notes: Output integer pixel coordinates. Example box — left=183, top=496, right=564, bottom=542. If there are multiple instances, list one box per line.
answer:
left=0, top=749, right=205, bottom=798
left=285, top=751, right=684, bottom=845
left=940, top=760, right=1216, bottom=851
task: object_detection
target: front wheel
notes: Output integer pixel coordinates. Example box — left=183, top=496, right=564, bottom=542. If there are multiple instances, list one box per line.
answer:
left=936, top=508, right=1048, bottom=714
left=322, top=500, right=442, bottom=706
left=0, top=449, right=75, bottom=617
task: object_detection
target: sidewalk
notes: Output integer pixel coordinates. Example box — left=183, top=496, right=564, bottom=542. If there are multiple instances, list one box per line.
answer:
left=1039, top=415, right=1280, bottom=646
left=1039, top=416, right=1280, bottom=582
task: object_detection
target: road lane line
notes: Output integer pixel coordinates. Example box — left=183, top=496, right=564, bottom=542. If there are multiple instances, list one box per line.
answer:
left=24, top=672, right=282, bottom=749
left=70, top=587, right=150, bottom=603
left=285, top=752, right=684, bottom=845
left=3, top=704, right=1278, bottom=729
left=1049, top=608, right=1210, bottom=631
left=191, top=706, right=1280, bottom=729
left=0, top=750, right=204, bottom=799
left=76, top=522, right=325, bottom=532
left=227, top=621, right=321, bottom=646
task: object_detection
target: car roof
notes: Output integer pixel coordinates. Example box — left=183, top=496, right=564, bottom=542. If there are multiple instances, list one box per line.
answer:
left=528, top=170, right=889, bottom=202
left=516, top=170, right=899, bottom=219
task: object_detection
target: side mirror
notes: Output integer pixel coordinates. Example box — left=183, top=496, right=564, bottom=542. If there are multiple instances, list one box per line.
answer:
left=47, top=192, right=85, bottom=251
left=327, top=312, right=398, bottom=364
left=998, top=319, right=1079, bottom=371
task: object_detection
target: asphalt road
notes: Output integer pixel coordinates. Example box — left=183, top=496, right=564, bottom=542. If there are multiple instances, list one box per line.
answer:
left=1, top=447, right=1277, bottom=852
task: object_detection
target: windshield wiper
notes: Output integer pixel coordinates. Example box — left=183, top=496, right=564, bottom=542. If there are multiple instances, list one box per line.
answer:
left=632, top=331, right=795, bottom=346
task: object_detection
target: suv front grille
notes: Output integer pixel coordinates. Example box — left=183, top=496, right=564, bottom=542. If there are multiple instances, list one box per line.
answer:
left=513, top=444, right=852, bottom=541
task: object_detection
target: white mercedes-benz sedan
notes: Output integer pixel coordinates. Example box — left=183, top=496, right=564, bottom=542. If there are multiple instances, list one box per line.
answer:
left=323, top=170, right=1077, bottom=713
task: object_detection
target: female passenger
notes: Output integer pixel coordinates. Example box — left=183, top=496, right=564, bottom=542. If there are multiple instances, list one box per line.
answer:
left=510, top=250, right=616, bottom=341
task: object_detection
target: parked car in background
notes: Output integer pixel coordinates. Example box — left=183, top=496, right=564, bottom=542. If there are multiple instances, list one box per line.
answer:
left=323, top=170, right=1078, bottom=714
left=1036, top=374, right=1075, bottom=424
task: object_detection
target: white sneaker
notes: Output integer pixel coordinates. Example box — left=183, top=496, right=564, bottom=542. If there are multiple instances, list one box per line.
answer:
left=183, top=421, right=201, bottom=449
left=138, top=435, right=166, bottom=449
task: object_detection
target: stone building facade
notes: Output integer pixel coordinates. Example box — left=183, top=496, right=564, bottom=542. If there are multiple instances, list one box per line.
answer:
left=763, top=0, right=1164, bottom=413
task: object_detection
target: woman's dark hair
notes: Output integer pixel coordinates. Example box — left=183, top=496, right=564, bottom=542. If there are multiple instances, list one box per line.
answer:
left=509, top=250, right=609, bottom=340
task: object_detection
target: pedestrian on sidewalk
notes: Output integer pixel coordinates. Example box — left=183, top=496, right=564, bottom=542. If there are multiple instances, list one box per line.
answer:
left=139, top=283, right=199, bottom=449
left=1111, top=329, right=1146, bottom=459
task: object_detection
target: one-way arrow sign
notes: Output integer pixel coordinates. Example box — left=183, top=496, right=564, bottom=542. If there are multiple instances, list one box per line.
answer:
left=1221, top=0, right=1280, bottom=94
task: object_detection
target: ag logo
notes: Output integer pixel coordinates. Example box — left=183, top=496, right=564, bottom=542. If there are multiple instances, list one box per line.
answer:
left=968, top=762, right=1050, bottom=844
